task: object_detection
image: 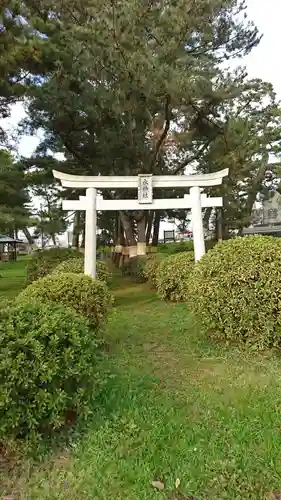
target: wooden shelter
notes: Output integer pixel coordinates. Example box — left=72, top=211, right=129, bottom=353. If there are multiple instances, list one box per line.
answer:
left=0, top=234, right=22, bottom=261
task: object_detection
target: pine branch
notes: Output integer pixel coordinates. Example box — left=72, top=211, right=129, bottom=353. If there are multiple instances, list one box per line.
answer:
left=150, top=94, right=171, bottom=169
left=174, top=139, right=213, bottom=174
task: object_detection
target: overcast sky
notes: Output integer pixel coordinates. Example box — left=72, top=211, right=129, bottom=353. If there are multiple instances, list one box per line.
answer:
left=245, top=0, right=281, bottom=96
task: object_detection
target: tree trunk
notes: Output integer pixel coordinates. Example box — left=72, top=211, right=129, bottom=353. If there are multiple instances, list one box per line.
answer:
left=113, top=215, right=121, bottom=261
left=113, top=214, right=119, bottom=248
left=137, top=216, right=146, bottom=255
left=119, top=226, right=127, bottom=267
left=113, top=215, right=124, bottom=266
left=120, top=212, right=135, bottom=245
left=245, top=161, right=268, bottom=217
left=72, top=211, right=80, bottom=248
left=23, top=227, right=34, bottom=244
left=152, top=213, right=160, bottom=247
left=146, top=211, right=153, bottom=245
left=216, top=208, right=223, bottom=242
left=120, top=211, right=137, bottom=258
left=51, top=233, right=57, bottom=246
left=81, top=227, right=85, bottom=248
left=215, top=207, right=229, bottom=241
left=203, top=207, right=212, bottom=231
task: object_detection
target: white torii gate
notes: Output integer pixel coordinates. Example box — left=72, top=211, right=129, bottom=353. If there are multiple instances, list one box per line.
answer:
left=53, top=169, right=228, bottom=278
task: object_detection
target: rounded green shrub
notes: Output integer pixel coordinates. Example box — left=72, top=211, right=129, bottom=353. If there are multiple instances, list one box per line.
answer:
left=187, top=236, right=281, bottom=349
left=156, top=251, right=194, bottom=301
left=53, top=257, right=111, bottom=284
left=0, top=301, right=100, bottom=441
left=143, top=253, right=167, bottom=288
left=95, top=260, right=112, bottom=284
left=27, top=247, right=81, bottom=283
left=16, top=273, right=112, bottom=330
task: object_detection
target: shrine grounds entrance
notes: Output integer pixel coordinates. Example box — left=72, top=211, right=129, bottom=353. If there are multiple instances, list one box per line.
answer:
left=53, top=169, right=228, bottom=278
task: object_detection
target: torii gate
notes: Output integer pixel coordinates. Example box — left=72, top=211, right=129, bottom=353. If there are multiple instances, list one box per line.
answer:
left=53, top=169, right=228, bottom=278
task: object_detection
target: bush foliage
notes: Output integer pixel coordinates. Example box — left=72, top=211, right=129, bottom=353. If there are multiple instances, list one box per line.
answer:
left=16, top=273, right=112, bottom=330
left=188, top=236, right=281, bottom=349
left=0, top=302, right=100, bottom=441
left=27, top=247, right=81, bottom=283
left=143, top=253, right=167, bottom=288
left=53, top=257, right=111, bottom=283
left=158, top=240, right=217, bottom=255
left=156, top=251, right=194, bottom=301
left=158, top=241, right=194, bottom=254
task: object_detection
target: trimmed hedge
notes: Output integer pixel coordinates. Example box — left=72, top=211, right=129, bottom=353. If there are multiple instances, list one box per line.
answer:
left=0, top=302, right=100, bottom=441
left=143, top=253, right=167, bottom=288
left=53, top=257, right=111, bottom=284
left=16, top=273, right=112, bottom=330
left=156, top=251, right=194, bottom=301
left=158, top=241, right=194, bottom=254
left=27, top=247, right=81, bottom=283
left=187, top=236, right=281, bottom=349
left=158, top=240, right=217, bottom=255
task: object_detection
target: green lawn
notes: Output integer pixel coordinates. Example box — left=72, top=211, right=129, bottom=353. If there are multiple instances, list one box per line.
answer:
left=0, top=258, right=28, bottom=300
left=2, top=262, right=281, bottom=499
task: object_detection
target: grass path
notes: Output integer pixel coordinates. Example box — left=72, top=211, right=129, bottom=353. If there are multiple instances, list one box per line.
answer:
left=2, top=263, right=281, bottom=499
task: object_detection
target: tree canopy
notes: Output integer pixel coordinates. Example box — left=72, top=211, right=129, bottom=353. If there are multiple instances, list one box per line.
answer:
left=0, top=0, right=280, bottom=247
left=0, top=149, right=32, bottom=236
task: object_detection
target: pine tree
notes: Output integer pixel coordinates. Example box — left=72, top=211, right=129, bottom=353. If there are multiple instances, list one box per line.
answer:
left=18, top=0, right=264, bottom=246
left=0, top=2, right=42, bottom=144
left=0, top=149, right=32, bottom=235
left=197, top=77, right=281, bottom=235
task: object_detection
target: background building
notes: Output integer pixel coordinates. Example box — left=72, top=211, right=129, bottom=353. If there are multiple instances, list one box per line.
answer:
left=243, top=191, right=281, bottom=236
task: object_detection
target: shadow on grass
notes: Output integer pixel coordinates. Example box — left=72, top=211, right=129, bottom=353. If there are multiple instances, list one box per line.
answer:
left=111, top=275, right=159, bottom=309
left=114, top=286, right=158, bottom=308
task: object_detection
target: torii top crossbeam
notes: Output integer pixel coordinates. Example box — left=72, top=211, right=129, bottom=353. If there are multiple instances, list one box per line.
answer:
left=53, top=169, right=229, bottom=189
